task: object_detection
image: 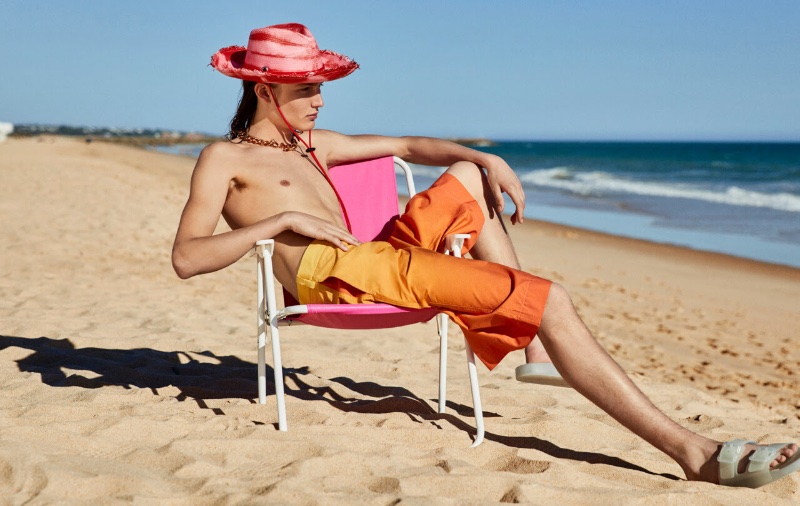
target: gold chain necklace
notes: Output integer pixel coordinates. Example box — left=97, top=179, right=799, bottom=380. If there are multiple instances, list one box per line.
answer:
left=236, top=131, right=297, bottom=152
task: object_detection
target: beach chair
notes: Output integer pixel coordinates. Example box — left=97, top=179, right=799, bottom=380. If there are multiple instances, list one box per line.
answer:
left=254, top=156, right=485, bottom=447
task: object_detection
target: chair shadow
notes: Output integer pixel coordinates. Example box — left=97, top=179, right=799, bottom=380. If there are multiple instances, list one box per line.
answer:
left=0, top=334, right=679, bottom=482
left=0, top=334, right=475, bottom=414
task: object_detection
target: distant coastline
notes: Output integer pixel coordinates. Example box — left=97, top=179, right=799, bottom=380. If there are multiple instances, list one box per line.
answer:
left=10, top=124, right=499, bottom=149
left=10, top=123, right=222, bottom=147
left=93, top=134, right=224, bottom=147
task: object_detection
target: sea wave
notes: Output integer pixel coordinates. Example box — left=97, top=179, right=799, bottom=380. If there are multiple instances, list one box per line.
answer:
left=400, top=164, right=446, bottom=180
left=519, top=168, right=800, bottom=212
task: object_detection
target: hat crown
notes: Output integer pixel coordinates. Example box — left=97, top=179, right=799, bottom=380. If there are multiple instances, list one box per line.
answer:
left=244, top=23, right=324, bottom=73
left=210, top=23, right=358, bottom=83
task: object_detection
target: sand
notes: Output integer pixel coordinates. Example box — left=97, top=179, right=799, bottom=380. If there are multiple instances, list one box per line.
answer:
left=0, top=135, right=798, bottom=504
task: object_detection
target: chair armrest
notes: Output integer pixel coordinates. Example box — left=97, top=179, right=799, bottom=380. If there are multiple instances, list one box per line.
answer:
left=254, top=239, right=275, bottom=257
left=255, top=239, right=279, bottom=321
left=445, top=233, right=471, bottom=259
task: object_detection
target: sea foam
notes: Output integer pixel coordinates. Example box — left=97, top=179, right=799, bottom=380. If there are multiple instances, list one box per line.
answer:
left=520, top=168, right=800, bottom=212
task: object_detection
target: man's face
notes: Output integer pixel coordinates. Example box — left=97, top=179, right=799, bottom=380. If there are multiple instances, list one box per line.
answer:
left=272, top=83, right=324, bottom=131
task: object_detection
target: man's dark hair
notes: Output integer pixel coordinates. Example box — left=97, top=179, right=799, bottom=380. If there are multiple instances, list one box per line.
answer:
left=227, top=80, right=258, bottom=140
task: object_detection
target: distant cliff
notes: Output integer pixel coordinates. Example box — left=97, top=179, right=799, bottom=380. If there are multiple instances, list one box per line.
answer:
left=449, top=138, right=497, bottom=147
left=11, top=124, right=220, bottom=145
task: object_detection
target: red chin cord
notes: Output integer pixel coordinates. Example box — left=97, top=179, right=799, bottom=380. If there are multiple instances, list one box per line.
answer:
left=267, top=86, right=352, bottom=233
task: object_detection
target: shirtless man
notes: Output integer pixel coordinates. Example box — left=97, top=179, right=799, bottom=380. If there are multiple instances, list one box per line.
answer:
left=172, top=23, right=799, bottom=488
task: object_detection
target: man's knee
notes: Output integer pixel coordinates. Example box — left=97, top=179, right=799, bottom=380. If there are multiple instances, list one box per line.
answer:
left=445, top=161, right=486, bottom=200
left=543, top=282, right=575, bottom=316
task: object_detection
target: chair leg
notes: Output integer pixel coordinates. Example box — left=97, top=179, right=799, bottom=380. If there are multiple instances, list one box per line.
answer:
left=257, top=257, right=268, bottom=405
left=270, top=317, right=287, bottom=431
left=443, top=234, right=483, bottom=446
left=257, top=242, right=288, bottom=431
left=464, top=339, right=485, bottom=448
left=441, top=310, right=484, bottom=447
left=437, top=313, right=448, bottom=414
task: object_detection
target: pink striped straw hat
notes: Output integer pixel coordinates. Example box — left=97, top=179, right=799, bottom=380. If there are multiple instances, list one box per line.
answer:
left=211, top=23, right=359, bottom=83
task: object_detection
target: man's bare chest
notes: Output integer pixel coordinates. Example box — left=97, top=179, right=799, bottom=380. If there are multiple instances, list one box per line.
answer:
left=223, top=155, right=342, bottom=227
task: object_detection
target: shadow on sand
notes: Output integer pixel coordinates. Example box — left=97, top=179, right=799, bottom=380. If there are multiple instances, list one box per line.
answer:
left=0, top=334, right=678, bottom=481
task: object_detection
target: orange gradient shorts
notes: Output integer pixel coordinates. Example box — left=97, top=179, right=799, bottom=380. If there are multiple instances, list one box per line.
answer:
left=296, top=173, right=552, bottom=370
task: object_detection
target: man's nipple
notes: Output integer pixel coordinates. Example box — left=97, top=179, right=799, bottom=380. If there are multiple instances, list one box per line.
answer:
left=280, top=180, right=291, bottom=187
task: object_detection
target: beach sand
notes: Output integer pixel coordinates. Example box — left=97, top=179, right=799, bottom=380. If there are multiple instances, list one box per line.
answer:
left=1, top=136, right=798, bottom=504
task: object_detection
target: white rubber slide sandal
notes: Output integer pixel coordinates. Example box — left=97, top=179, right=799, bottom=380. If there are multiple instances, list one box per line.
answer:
left=515, top=363, right=570, bottom=388
left=718, top=439, right=800, bottom=488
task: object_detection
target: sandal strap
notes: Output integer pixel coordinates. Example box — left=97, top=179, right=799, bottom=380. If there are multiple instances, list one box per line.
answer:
left=718, top=439, right=756, bottom=481
left=748, top=443, right=786, bottom=473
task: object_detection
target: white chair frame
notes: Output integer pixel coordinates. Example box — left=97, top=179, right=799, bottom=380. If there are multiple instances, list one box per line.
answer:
left=254, top=157, right=484, bottom=447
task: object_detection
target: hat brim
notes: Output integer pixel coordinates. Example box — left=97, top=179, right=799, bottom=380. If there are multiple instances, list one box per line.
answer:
left=211, top=45, right=359, bottom=84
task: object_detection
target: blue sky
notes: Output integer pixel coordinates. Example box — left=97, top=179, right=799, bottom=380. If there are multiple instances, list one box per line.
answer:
left=2, top=1, right=798, bottom=141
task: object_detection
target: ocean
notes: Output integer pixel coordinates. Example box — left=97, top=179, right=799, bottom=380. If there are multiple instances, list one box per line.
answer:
left=153, top=141, right=800, bottom=268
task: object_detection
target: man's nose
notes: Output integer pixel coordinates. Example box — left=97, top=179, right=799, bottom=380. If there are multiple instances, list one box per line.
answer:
left=312, top=92, right=324, bottom=108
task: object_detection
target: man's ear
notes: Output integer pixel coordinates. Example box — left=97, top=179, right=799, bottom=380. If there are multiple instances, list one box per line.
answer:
left=255, top=83, right=272, bottom=101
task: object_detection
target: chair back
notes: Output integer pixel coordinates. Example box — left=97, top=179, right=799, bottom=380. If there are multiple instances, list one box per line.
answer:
left=328, top=157, right=400, bottom=242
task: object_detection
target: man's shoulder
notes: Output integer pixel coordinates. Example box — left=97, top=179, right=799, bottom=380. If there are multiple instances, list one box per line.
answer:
left=190, top=140, right=242, bottom=182
left=199, top=140, right=239, bottom=160
left=193, top=140, right=245, bottom=170
left=313, top=129, right=346, bottom=144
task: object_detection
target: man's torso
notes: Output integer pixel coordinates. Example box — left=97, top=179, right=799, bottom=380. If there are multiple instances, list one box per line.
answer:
left=211, top=141, right=345, bottom=295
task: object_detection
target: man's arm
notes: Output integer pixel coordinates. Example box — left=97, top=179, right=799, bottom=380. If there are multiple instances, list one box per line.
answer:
left=171, top=145, right=359, bottom=279
left=402, top=136, right=526, bottom=224
left=171, top=145, right=281, bottom=278
left=319, top=131, right=526, bottom=224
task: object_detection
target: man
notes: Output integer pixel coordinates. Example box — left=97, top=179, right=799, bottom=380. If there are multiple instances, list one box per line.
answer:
left=173, top=23, right=799, bottom=488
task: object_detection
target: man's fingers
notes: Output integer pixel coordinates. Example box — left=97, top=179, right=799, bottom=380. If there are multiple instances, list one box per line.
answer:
left=327, top=235, right=351, bottom=251
left=512, top=190, right=525, bottom=223
left=344, top=232, right=361, bottom=245
left=507, top=185, right=525, bottom=224
left=492, top=186, right=505, bottom=213
left=484, top=160, right=526, bottom=225
left=327, top=229, right=360, bottom=251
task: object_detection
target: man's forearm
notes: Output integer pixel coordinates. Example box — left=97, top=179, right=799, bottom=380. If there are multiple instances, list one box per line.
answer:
left=401, top=136, right=497, bottom=169
left=172, top=214, right=287, bottom=279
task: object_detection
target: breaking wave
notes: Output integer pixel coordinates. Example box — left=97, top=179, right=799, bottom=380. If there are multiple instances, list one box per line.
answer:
left=519, top=167, right=800, bottom=212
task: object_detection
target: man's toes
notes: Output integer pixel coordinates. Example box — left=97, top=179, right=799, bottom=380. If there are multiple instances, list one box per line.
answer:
left=771, top=444, right=798, bottom=468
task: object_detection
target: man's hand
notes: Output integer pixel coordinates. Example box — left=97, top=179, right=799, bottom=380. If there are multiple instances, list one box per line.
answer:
left=282, top=212, right=361, bottom=251
left=483, top=155, right=526, bottom=224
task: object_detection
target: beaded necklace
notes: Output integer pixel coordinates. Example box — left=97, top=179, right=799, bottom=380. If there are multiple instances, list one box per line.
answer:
left=236, top=128, right=353, bottom=232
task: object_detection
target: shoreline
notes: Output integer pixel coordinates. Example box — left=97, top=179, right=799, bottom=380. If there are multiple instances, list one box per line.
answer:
left=521, top=215, right=800, bottom=278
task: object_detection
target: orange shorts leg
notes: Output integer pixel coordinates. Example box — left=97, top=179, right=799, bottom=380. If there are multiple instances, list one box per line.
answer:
left=389, top=173, right=485, bottom=255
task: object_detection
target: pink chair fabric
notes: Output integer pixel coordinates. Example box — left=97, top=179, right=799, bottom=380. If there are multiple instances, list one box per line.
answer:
left=282, top=156, right=438, bottom=329
left=329, top=156, right=402, bottom=242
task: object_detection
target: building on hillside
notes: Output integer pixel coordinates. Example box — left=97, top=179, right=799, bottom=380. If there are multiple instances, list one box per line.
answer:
left=0, top=122, right=13, bottom=142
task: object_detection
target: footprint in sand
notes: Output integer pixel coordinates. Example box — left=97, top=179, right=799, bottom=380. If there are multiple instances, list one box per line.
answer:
left=367, top=476, right=401, bottom=494
left=488, top=453, right=551, bottom=475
